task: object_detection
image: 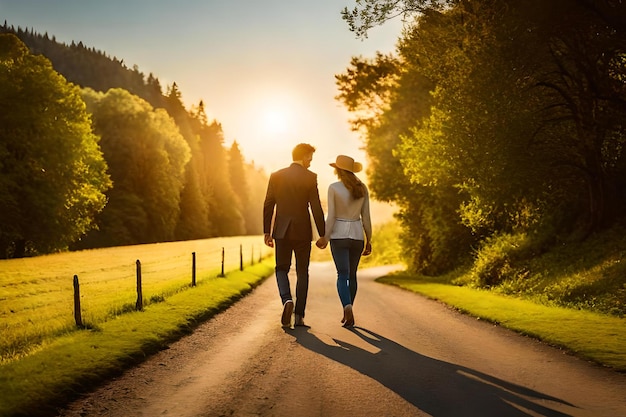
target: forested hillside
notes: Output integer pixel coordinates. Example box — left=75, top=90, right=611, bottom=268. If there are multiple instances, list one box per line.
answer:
left=337, top=0, right=626, bottom=289
left=0, top=24, right=267, bottom=258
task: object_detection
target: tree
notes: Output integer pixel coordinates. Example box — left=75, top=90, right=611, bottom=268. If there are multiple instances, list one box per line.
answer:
left=528, top=0, right=626, bottom=235
left=227, top=142, right=249, bottom=227
left=337, top=9, right=475, bottom=273
left=77, top=88, right=190, bottom=247
left=198, top=120, right=245, bottom=236
left=396, top=2, right=545, bottom=234
left=1, top=24, right=268, bottom=246
left=0, top=34, right=111, bottom=257
left=162, top=96, right=216, bottom=240
left=243, top=162, right=268, bottom=235
left=338, top=0, right=626, bottom=276
left=175, top=162, right=212, bottom=240
left=341, top=0, right=453, bottom=38
left=223, top=143, right=272, bottom=237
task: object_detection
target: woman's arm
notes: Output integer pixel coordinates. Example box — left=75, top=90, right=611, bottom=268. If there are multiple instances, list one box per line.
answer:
left=324, top=185, right=336, bottom=241
left=362, top=185, right=372, bottom=255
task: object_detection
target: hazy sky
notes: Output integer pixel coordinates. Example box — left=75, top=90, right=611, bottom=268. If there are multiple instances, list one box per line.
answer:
left=1, top=0, right=403, bottom=196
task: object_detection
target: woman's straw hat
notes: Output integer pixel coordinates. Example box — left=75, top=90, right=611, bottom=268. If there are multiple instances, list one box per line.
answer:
left=330, top=155, right=362, bottom=173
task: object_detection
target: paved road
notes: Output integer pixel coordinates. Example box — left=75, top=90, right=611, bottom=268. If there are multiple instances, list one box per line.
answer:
left=58, top=262, right=626, bottom=417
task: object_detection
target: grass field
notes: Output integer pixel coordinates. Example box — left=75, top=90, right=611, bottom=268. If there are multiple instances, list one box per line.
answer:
left=0, top=236, right=266, bottom=364
left=0, top=254, right=274, bottom=417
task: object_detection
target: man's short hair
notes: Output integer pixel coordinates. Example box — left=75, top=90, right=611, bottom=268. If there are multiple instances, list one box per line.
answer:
left=292, top=143, right=316, bottom=161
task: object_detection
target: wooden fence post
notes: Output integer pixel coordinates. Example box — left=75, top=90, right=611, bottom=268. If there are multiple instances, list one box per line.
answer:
left=240, top=244, right=243, bottom=271
left=135, top=259, right=143, bottom=311
left=73, top=275, right=83, bottom=328
left=192, top=251, right=196, bottom=286
left=219, top=247, right=225, bottom=277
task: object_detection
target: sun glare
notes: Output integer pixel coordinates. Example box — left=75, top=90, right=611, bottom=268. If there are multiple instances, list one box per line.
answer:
left=262, top=108, right=290, bottom=135
left=242, top=90, right=309, bottom=168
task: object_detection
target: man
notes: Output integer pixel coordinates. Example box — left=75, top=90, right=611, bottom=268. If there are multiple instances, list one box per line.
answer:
left=263, top=143, right=325, bottom=327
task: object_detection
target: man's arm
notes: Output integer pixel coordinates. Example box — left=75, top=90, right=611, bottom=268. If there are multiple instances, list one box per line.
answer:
left=309, top=175, right=325, bottom=238
left=263, top=174, right=276, bottom=247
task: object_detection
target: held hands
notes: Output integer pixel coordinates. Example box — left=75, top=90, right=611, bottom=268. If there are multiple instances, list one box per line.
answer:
left=316, top=238, right=370, bottom=254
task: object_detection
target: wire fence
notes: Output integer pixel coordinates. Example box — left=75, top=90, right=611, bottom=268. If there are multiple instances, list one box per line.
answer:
left=72, top=244, right=265, bottom=326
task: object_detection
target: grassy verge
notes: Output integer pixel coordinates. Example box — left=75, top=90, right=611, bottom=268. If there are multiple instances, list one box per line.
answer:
left=378, top=272, right=626, bottom=372
left=0, top=259, right=274, bottom=417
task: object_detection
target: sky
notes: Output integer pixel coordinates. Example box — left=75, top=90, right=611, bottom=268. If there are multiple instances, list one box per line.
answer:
left=1, top=0, right=404, bottom=218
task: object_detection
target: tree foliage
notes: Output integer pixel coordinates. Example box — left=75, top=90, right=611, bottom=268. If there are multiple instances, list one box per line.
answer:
left=228, top=141, right=255, bottom=234
left=0, top=24, right=269, bottom=254
left=0, top=34, right=110, bottom=257
left=77, top=88, right=190, bottom=247
left=243, top=162, right=268, bottom=235
left=337, top=0, right=626, bottom=275
left=341, top=0, right=453, bottom=38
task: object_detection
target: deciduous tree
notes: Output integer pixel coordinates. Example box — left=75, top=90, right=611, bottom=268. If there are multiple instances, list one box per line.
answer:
left=338, top=0, right=626, bottom=274
left=78, top=88, right=190, bottom=246
left=0, top=34, right=110, bottom=257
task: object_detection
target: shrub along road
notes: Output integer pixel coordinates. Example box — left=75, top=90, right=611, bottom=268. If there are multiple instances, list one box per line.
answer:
left=57, top=262, right=626, bottom=417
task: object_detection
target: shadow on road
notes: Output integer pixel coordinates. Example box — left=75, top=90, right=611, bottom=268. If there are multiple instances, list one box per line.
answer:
left=288, top=326, right=576, bottom=417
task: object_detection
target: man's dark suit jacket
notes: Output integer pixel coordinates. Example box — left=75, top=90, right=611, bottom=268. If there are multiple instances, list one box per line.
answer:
left=263, top=163, right=325, bottom=241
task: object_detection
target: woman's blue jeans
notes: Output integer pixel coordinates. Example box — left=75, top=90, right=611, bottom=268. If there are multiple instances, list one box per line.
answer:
left=330, top=238, right=364, bottom=307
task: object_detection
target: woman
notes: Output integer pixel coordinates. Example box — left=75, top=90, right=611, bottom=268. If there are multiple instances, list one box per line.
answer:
left=316, top=155, right=372, bottom=327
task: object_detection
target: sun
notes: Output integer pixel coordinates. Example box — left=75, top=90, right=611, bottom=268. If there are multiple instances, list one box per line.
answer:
left=262, top=108, right=290, bottom=135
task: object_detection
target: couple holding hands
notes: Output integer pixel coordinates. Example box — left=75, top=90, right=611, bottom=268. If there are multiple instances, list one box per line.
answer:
left=263, top=143, right=372, bottom=328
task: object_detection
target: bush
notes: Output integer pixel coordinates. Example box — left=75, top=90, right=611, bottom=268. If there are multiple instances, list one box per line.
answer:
left=463, top=232, right=534, bottom=287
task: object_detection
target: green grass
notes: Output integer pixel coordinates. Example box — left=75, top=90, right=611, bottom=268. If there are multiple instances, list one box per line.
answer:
left=0, top=254, right=274, bottom=417
left=378, top=272, right=626, bottom=372
left=505, top=230, right=626, bottom=317
left=454, top=225, right=626, bottom=317
left=0, top=236, right=266, bottom=364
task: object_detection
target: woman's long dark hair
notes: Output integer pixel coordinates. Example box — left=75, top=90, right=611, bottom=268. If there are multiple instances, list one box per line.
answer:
left=336, top=168, right=365, bottom=199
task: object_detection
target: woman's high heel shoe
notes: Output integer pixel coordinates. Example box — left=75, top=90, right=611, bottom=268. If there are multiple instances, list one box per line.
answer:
left=342, top=304, right=354, bottom=327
